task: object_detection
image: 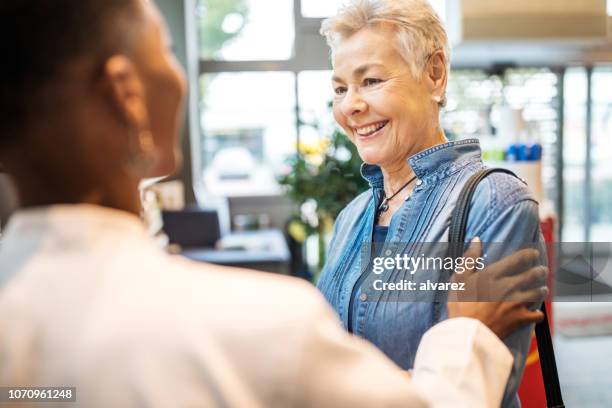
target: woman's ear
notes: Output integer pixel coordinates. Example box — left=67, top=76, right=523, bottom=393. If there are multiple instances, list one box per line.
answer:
left=103, top=55, right=149, bottom=130
left=426, top=50, right=448, bottom=105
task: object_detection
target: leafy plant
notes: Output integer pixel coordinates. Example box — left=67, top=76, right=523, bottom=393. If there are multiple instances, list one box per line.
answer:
left=278, top=129, right=369, bottom=270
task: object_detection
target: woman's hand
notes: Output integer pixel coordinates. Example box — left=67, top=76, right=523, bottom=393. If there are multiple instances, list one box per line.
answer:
left=447, top=238, right=547, bottom=339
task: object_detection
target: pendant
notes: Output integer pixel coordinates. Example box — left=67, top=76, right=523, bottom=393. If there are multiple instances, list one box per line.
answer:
left=378, top=199, right=389, bottom=213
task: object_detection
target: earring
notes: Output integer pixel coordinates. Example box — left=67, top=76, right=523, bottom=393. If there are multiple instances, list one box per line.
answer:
left=126, top=128, right=158, bottom=176
left=433, top=95, right=447, bottom=108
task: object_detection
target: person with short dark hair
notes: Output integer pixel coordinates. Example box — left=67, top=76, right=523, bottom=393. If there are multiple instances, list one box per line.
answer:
left=0, top=1, right=545, bottom=406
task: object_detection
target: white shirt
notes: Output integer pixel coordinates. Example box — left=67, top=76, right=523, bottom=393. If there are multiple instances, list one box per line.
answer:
left=0, top=205, right=513, bottom=407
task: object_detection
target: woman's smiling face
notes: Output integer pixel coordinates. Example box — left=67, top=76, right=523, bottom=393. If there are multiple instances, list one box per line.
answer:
left=331, top=24, right=438, bottom=168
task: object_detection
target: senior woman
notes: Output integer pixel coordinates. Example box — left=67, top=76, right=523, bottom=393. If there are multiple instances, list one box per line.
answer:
left=316, top=1, right=547, bottom=407
left=0, top=0, right=548, bottom=406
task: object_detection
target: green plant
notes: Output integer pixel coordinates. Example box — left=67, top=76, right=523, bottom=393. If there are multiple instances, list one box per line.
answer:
left=278, top=129, right=369, bottom=271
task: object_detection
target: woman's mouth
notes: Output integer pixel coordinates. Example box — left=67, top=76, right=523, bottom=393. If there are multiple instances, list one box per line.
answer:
left=353, top=120, right=389, bottom=139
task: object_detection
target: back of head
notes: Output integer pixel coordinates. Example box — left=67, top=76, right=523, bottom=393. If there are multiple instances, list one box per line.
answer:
left=0, top=0, right=141, bottom=147
left=1, top=0, right=186, bottom=211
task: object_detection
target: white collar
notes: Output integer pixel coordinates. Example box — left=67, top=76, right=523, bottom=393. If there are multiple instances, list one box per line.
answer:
left=3, top=204, right=148, bottom=242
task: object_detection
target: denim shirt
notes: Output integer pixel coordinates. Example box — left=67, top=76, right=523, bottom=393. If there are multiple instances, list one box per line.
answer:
left=317, top=139, right=546, bottom=408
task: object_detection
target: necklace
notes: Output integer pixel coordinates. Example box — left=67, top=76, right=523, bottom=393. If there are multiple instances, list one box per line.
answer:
left=377, top=175, right=418, bottom=213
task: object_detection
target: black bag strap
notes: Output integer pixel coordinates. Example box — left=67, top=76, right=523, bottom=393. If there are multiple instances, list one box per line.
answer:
left=535, top=305, right=565, bottom=408
left=449, top=168, right=564, bottom=408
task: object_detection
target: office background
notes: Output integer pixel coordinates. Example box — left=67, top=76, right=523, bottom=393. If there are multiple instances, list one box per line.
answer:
left=146, top=0, right=612, bottom=243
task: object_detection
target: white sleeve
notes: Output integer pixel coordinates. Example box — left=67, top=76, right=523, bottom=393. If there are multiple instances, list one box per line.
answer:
left=412, top=317, right=514, bottom=407
left=294, top=301, right=513, bottom=408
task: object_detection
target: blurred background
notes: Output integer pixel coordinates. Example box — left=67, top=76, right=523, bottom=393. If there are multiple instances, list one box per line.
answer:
left=183, top=0, right=612, bottom=254
left=151, top=0, right=612, bottom=276
left=1, top=0, right=612, bottom=406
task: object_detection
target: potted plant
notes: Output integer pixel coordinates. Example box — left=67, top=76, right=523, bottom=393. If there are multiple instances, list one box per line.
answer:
left=278, top=129, right=368, bottom=276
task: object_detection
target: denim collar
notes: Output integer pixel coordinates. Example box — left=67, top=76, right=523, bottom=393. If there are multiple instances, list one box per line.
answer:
left=360, top=138, right=482, bottom=188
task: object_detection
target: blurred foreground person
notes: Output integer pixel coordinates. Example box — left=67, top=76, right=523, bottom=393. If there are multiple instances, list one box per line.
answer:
left=0, top=1, right=544, bottom=407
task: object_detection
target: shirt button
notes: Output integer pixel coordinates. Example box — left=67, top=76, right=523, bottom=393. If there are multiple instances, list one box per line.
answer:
left=416, top=179, right=423, bottom=186
left=385, top=249, right=392, bottom=256
left=359, top=293, right=368, bottom=302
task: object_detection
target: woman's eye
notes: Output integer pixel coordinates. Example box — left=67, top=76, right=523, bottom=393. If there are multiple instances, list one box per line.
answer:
left=334, top=86, right=347, bottom=95
left=364, top=78, right=382, bottom=86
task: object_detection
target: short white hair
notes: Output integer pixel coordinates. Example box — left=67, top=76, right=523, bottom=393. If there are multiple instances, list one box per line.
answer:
left=320, top=0, right=450, bottom=79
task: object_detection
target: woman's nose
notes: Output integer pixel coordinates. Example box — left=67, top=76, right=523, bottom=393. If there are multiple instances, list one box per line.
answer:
left=341, top=88, right=367, bottom=117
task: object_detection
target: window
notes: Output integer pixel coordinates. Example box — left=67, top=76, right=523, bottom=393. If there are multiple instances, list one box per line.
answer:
left=503, top=68, right=559, bottom=205
left=200, top=72, right=296, bottom=196
left=300, top=0, right=345, bottom=18
left=444, top=70, right=503, bottom=138
left=590, top=67, right=612, bottom=241
left=300, top=0, right=446, bottom=20
left=563, top=68, right=588, bottom=241
left=196, top=0, right=447, bottom=199
left=197, top=0, right=293, bottom=60
left=298, top=70, right=335, bottom=147
left=561, top=66, right=612, bottom=243
left=196, top=0, right=332, bottom=198
left=445, top=68, right=559, bottom=221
